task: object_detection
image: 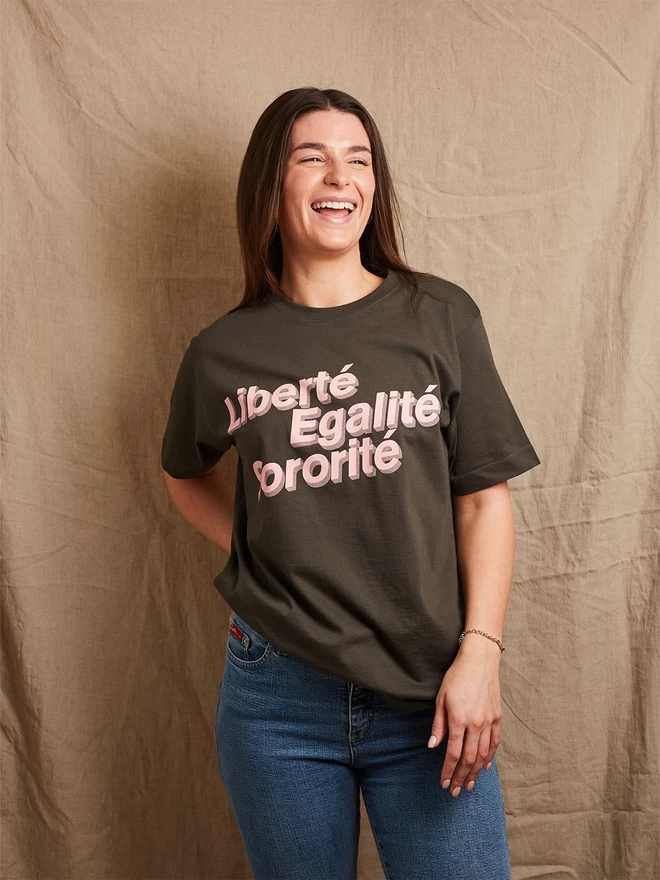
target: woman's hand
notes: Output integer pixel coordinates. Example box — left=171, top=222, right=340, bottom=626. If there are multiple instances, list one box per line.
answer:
left=427, top=641, right=502, bottom=796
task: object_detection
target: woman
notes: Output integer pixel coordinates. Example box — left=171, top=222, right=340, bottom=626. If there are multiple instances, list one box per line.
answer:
left=161, top=87, right=540, bottom=879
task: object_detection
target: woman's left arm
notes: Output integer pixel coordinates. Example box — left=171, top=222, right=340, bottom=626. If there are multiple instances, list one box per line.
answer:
left=427, top=481, right=515, bottom=796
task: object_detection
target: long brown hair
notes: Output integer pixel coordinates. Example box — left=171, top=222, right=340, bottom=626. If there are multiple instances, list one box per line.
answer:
left=229, top=87, right=436, bottom=315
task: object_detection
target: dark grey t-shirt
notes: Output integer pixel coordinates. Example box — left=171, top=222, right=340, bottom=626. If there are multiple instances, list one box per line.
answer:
left=161, top=270, right=541, bottom=709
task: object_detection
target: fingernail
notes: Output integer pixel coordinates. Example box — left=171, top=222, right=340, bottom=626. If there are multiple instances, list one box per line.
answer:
left=427, top=735, right=437, bottom=748
left=452, top=787, right=461, bottom=797
left=466, top=781, right=475, bottom=791
left=442, top=779, right=450, bottom=789
left=485, top=762, right=492, bottom=771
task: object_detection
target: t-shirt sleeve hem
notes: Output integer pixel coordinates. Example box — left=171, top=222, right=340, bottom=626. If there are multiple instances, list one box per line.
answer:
left=450, top=444, right=541, bottom=496
left=161, top=461, right=217, bottom=480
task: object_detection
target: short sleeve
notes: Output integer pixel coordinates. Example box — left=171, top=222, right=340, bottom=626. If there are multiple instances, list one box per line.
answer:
left=446, top=313, right=541, bottom=495
left=161, top=336, right=234, bottom=479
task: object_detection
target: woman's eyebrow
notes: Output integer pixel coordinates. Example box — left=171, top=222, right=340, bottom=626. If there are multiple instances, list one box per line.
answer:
left=290, top=142, right=372, bottom=155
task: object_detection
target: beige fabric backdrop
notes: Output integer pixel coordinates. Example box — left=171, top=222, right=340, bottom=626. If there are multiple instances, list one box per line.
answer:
left=2, top=1, right=658, bottom=878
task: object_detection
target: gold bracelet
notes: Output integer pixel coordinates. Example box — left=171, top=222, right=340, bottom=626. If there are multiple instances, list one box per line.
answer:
left=458, top=628, right=505, bottom=653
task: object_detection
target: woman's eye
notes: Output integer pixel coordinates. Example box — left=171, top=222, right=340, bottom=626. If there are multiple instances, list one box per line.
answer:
left=300, top=157, right=368, bottom=166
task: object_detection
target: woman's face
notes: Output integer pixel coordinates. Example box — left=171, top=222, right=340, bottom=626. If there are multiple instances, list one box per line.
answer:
left=278, top=109, right=376, bottom=258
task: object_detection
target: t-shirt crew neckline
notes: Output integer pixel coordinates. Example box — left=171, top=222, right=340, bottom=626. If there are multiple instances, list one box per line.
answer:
left=269, top=269, right=401, bottom=322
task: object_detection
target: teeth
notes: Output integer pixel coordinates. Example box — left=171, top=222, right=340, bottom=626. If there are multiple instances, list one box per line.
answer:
left=311, top=201, right=354, bottom=212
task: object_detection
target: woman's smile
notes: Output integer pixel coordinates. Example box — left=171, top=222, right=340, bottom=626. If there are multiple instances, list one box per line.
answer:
left=310, top=203, right=356, bottom=224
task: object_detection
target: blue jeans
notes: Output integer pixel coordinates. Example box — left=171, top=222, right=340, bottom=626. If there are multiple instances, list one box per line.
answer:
left=215, top=611, right=512, bottom=880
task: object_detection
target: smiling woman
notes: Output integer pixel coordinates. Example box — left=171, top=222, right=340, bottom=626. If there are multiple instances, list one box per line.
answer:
left=272, top=107, right=385, bottom=304
left=229, top=88, right=435, bottom=313
left=161, top=86, right=539, bottom=879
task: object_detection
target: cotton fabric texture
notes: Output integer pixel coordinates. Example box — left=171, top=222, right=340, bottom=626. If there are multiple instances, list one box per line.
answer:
left=161, top=270, right=541, bottom=708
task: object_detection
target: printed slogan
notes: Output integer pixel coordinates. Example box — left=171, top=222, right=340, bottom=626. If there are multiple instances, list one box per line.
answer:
left=224, top=363, right=441, bottom=499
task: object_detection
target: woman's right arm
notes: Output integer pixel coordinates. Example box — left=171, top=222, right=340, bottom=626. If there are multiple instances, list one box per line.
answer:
left=162, top=467, right=234, bottom=556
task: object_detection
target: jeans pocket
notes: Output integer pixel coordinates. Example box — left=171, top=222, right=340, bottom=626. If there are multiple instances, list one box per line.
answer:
left=225, top=612, right=274, bottom=668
